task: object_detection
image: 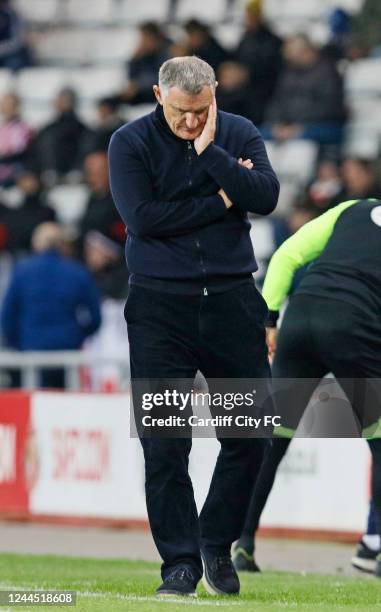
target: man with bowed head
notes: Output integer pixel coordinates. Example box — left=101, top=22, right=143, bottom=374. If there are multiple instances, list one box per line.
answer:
left=108, top=56, right=279, bottom=598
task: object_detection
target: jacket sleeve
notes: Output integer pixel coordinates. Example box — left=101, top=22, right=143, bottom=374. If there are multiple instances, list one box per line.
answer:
left=79, top=271, right=102, bottom=339
left=197, top=121, right=279, bottom=215
left=262, top=200, right=359, bottom=318
left=108, top=131, right=228, bottom=238
left=0, top=270, right=21, bottom=348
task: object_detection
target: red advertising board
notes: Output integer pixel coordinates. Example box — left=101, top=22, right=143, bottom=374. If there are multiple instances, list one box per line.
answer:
left=0, top=392, right=30, bottom=513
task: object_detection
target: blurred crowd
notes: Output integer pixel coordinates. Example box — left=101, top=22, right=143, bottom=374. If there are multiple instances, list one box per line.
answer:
left=0, top=0, right=381, bottom=388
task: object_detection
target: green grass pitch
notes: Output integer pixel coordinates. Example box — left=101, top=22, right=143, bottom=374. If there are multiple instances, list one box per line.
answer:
left=0, top=553, right=380, bottom=611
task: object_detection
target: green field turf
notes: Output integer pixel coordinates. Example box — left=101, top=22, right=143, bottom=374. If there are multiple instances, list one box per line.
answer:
left=0, top=553, right=380, bottom=611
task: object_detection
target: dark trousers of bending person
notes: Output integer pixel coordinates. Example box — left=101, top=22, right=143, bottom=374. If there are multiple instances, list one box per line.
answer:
left=235, top=294, right=381, bottom=568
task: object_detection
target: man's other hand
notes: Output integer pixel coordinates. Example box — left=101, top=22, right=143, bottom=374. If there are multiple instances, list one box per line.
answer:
left=266, top=327, right=278, bottom=364
left=217, top=158, right=253, bottom=209
left=218, top=189, right=233, bottom=209
left=238, top=157, right=254, bottom=169
left=194, top=97, right=217, bottom=155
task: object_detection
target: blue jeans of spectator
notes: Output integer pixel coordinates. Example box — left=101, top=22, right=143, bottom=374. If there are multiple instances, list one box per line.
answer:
left=125, top=281, right=271, bottom=580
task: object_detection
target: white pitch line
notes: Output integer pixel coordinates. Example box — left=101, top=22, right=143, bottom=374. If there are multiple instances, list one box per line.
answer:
left=0, top=583, right=244, bottom=607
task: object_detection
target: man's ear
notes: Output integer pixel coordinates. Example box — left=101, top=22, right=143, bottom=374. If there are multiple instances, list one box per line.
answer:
left=215, top=81, right=218, bottom=90
left=153, top=85, right=163, bottom=105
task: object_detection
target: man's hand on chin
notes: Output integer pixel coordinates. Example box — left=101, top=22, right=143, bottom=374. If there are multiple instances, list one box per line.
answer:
left=194, top=97, right=217, bottom=155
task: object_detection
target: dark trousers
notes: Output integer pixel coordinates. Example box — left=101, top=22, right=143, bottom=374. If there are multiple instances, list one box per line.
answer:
left=125, top=281, right=271, bottom=579
left=239, top=294, right=381, bottom=549
left=367, top=501, right=377, bottom=536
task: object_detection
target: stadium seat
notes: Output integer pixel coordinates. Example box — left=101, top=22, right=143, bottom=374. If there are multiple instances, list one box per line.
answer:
left=0, top=69, right=15, bottom=96
left=282, top=140, right=318, bottom=186
left=345, top=59, right=381, bottom=97
left=16, top=68, right=70, bottom=103
left=15, top=0, right=61, bottom=25
left=48, top=184, right=89, bottom=225
left=175, top=0, right=228, bottom=23
left=66, top=0, right=116, bottom=25
left=118, top=0, right=170, bottom=23
left=329, top=0, right=364, bottom=13
left=349, top=97, right=381, bottom=127
left=233, top=0, right=327, bottom=22
left=214, top=24, right=243, bottom=50
left=126, top=104, right=156, bottom=122
left=66, top=67, right=126, bottom=102
left=250, top=217, right=277, bottom=279
left=265, top=140, right=318, bottom=187
left=307, top=22, right=330, bottom=45
left=76, top=101, right=97, bottom=126
left=34, top=29, right=95, bottom=66
left=275, top=180, right=301, bottom=216
left=271, top=0, right=326, bottom=20
left=344, top=124, right=380, bottom=159
left=91, top=28, right=139, bottom=66
left=21, top=103, right=55, bottom=128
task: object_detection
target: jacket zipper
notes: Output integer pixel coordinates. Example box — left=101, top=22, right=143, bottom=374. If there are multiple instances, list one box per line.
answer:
left=188, top=141, right=207, bottom=296
left=187, top=140, right=193, bottom=187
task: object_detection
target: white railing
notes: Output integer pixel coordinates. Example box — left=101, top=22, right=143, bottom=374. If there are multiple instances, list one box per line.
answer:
left=0, top=350, right=130, bottom=390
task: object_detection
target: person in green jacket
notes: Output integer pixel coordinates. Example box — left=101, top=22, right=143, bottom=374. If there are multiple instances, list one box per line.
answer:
left=232, top=198, right=381, bottom=577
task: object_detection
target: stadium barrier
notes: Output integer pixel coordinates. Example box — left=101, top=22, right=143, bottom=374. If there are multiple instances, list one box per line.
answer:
left=0, top=351, right=130, bottom=390
left=0, top=390, right=370, bottom=541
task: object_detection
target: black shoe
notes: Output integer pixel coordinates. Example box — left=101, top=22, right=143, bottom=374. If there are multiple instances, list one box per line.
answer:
left=351, top=540, right=379, bottom=573
left=201, top=551, right=240, bottom=595
left=156, top=566, right=198, bottom=597
left=232, top=545, right=261, bottom=572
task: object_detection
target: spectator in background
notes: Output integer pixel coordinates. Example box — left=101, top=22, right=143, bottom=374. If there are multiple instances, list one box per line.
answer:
left=304, top=160, right=343, bottom=212
left=84, top=230, right=128, bottom=301
left=253, top=203, right=318, bottom=292
left=83, top=230, right=129, bottom=392
left=0, top=92, right=33, bottom=187
left=121, top=22, right=171, bottom=105
left=174, top=19, right=229, bottom=72
left=287, top=204, right=318, bottom=233
left=0, top=0, right=33, bottom=71
left=0, top=199, right=9, bottom=251
left=351, top=0, right=381, bottom=58
left=216, top=61, right=261, bottom=125
left=1, top=222, right=101, bottom=388
left=4, top=171, right=56, bottom=256
left=263, top=34, right=346, bottom=146
left=323, top=8, right=351, bottom=61
left=328, top=158, right=381, bottom=207
left=79, top=151, right=125, bottom=252
left=34, top=88, right=88, bottom=186
left=235, top=0, right=282, bottom=125
left=82, top=97, right=125, bottom=156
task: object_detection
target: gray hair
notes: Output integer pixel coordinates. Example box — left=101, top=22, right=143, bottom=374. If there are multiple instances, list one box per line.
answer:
left=158, top=56, right=216, bottom=97
left=32, top=222, right=63, bottom=253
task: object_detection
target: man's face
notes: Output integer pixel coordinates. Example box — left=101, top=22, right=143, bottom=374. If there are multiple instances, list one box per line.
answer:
left=85, top=152, right=109, bottom=193
left=154, top=85, right=214, bottom=140
left=0, top=94, right=19, bottom=120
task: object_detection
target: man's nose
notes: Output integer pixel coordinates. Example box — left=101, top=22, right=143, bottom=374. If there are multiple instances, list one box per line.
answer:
left=185, top=113, right=198, bottom=129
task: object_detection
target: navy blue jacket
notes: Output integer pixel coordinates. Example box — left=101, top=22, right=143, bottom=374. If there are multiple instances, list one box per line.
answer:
left=108, top=105, right=279, bottom=292
left=1, top=251, right=101, bottom=350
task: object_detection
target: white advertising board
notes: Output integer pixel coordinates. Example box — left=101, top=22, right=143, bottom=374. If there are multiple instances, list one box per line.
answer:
left=30, top=393, right=146, bottom=518
left=28, top=393, right=370, bottom=532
